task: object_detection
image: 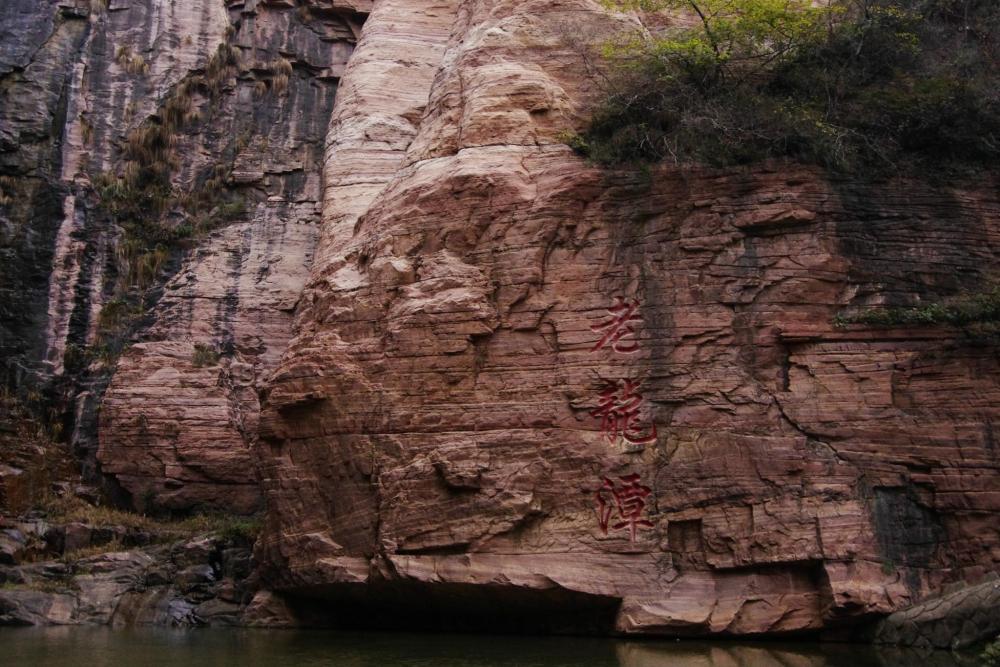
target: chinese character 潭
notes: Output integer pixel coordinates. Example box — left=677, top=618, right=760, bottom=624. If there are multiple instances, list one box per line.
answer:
left=590, top=298, right=642, bottom=354
left=595, top=473, right=654, bottom=542
left=590, top=378, right=657, bottom=446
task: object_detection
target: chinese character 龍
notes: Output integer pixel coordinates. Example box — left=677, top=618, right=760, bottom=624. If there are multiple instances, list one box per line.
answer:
left=590, top=378, right=657, bottom=446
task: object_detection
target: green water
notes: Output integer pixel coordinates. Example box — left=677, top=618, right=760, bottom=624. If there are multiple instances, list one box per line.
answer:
left=0, top=627, right=980, bottom=667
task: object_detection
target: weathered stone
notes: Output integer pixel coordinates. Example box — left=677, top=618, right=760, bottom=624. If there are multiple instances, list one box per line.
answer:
left=0, top=531, right=254, bottom=627
left=62, top=522, right=92, bottom=553
left=875, top=578, right=1000, bottom=650
left=91, top=2, right=364, bottom=513
left=176, top=564, right=217, bottom=587
left=253, top=0, right=1000, bottom=637
left=194, top=598, right=242, bottom=626
left=0, top=466, right=28, bottom=514
left=242, top=589, right=299, bottom=628
left=171, top=536, right=217, bottom=568
left=2, top=0, right=999, bottom=640
left=0, top=589, right=75, bottom=626
left=0, top=0, right=365, bottom=515
left=0, top=528, right=27, bottom=564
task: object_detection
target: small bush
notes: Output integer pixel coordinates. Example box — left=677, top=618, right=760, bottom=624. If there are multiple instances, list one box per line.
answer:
left=217, top=516, right=262, bottom=543
left=192, top=343, right=220, bottom=368
left=80, top=117, right=93, bottom=145
left=982, top=636, right=1000, bottom=667
left=836, top=286, right=1000, bottom=331
left=205, top=43, right=240, bottom=94
left=97, top=298, right=137, bottom=331
left=63, top=343, right=92, bottom=374
left=215, top=200, right=247, bottom=222
left=115, top=45, right=150, bottom=76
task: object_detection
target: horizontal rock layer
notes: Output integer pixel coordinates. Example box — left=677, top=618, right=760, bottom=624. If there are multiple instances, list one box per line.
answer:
left=254, top=0, right=1000, bottom=636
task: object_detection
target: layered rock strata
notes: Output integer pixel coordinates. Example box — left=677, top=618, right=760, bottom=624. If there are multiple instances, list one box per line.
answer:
left=91, top=1, right=363, bottom=512
left=254, top=0, right=1000, bottom=636
left=0, top=523, right=254, bottom=627
left=1, top=0, right=367, bottom=512
left=874, top=574, right=1000, bottom=651
left=2, top=0, right=998, bottom=639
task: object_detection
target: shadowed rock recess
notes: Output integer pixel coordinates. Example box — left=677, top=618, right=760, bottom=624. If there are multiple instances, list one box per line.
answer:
left=0, top=0, right=998, bottom=637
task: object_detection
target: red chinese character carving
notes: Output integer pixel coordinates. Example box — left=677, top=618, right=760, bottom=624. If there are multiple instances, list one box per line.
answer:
left=590, top=298, right=641, bottom=354
left=595, top=473, right=654, bottom=542
left=590, top=378, right=657, bottom=446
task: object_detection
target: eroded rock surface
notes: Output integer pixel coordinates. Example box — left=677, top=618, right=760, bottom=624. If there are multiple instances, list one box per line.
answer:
left=0, top=532, right=254, bottom=627
left=874, top=575, right=1000, bottom=650
left=2, top=0, right=999, bottom=639
left=253, top=0, right=1000, bottom=637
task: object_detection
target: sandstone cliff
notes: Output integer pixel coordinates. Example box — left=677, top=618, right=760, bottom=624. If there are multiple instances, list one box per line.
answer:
left=253, top=0, right=1000, bottom=636
left=1, top=0, right=365, bottom=512
left=0, top=0, right=998, bottom=639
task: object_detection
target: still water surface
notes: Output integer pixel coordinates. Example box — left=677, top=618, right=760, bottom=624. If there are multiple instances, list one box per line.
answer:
left=0, top=627, right=979, bottom=667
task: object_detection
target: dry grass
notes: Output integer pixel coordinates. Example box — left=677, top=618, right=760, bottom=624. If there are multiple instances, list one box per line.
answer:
left=192, top=343, right=220, bottom=368
left=61, top=539, right=126, bottom=563
left=164, top=81, right=201, bottom=128
left=256, top=57, right=293, bottom=96
left=0, top=175, right=15, bottom=206
left=0, top=390, right=76, bottom=514
left=41, top=495, right=262, bottom=543
left=80, top=117, right=93, bottom=145
left=1, top=579, right=77, bottom=594
left=205, top=43, right=240, bottom=94
left=115, top=45, right=150, bottom=76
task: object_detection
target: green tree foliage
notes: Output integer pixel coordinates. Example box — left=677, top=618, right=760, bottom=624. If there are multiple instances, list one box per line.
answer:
left=577, top=0, right=1000, bottom=170
left=606, top=0, right=834, bottom=84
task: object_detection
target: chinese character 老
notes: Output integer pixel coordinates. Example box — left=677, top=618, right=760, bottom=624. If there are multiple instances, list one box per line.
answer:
left=590, top=298, right=642, bottom=354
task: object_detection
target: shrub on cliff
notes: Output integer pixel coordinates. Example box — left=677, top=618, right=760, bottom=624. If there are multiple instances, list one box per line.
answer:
left=576, top=0, right=1000, bottom=171
left=835, top=285, right=1000, bottom=333
left=192, top=343, right=221, bottom=368
left=983, top=636, right=1000, bottom=667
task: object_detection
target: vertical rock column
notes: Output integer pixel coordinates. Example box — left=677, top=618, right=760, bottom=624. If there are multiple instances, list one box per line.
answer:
left=256, top=0, right=461, bottom=586
left=95, top=1, right=364, bottom=514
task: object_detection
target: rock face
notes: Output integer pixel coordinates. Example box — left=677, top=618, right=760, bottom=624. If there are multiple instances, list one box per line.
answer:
left=0, top=530, right=254, bottom=627
left=2, top=0, right=999, bottom=639
left=253, top=0, right=1000, bottom=637
left=94, top=0, right=364, bottom=513
left=0, top=1, right=365, bottom=512
left=874, top=575, right=1000, bottom=650
left=0, top=0, right=90, bottom=384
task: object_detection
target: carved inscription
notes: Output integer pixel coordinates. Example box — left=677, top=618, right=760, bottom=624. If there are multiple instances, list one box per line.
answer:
left=595, top=473, right=654, bottom=542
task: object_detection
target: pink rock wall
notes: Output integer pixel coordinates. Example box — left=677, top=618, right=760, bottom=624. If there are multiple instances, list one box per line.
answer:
left=95, top=0, right=362, bottom=512
left=253, top=0, right=1000, bottom=635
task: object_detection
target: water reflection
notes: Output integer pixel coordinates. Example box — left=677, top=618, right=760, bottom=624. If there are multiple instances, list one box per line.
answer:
left=0, top=627, right=979, bottom=667
left=617, top=641, right=981, bottom=667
